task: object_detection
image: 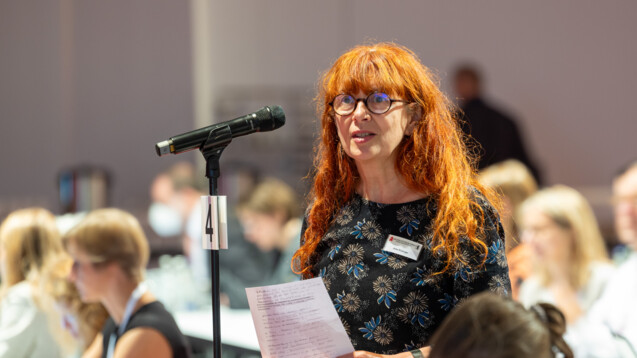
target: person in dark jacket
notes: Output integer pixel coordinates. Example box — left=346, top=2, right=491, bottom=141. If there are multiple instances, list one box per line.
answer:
left=453, top=64, right=542, bottom=185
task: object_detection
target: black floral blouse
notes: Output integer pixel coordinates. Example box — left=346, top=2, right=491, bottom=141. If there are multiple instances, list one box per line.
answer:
left=304, top=192, right=511, bottom=354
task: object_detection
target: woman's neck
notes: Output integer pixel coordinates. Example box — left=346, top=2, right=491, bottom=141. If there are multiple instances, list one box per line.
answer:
left=543, top=259, right=578, bottom=291
left=101, top=279, right=148, bottom=325
left=356, top=163, right=425, bottom=204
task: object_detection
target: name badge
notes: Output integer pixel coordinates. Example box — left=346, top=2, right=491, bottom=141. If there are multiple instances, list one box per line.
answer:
left=382, top=234, right=423, bottom=261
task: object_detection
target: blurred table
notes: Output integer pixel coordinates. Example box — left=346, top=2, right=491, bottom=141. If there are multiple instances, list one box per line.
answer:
left=174, top=306, right=261, bottom=356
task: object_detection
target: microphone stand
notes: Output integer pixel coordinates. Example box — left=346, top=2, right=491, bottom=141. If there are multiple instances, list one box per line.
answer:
left=199, top=125, right=233, bottom=358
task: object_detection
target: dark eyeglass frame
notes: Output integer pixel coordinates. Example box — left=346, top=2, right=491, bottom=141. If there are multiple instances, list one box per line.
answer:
left=71, top=258, right=109, bottom=271
left=329, top=92, right=411, bottom=116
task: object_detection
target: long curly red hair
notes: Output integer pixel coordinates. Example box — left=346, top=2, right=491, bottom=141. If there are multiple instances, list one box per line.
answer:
left=293, top=42, right=500, bottom=278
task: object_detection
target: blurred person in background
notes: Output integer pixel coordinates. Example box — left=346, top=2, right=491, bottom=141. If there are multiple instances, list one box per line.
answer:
left=479, top=159, right=538, bottom=300
left=149, top=162, right=209, bottom=288
left=610, top=161, right=637, bottom=263
left=561, top=161, right=637, bottom=357
left=64, top=208, right=191, bottom=358
left=428, top=291, right=573, bottom=358
left=453, top=64, right=542, bottom=185
left=236, top=177, right=302, bottom=287
left=148, top=161, right=275, bottom=309
left=0, top=208, right=66, bottom=357
left=517, top=185, right=613, bottom=325
left=43, top=256, right=109, bottom=357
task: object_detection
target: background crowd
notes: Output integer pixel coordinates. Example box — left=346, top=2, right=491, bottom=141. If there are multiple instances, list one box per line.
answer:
left=1, top=43, right=636, bottom=357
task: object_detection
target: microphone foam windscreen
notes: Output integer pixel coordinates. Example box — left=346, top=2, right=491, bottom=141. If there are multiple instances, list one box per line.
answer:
left=258, top=105, right=285, bottom=131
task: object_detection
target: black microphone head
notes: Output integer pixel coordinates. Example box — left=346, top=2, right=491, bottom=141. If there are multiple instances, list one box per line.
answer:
left=255, top=105, right=285, bottom=131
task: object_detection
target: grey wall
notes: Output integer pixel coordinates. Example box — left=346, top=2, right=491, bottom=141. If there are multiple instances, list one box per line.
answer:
left=209, top=0, right=637, bottom=187
left=0, top=0, right=193, bottom=217
left=1, top=1, right=636, bottom=232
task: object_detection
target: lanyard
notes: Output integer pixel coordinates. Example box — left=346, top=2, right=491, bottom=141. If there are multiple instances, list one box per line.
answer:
left=106, top=283, right=147, bottom=358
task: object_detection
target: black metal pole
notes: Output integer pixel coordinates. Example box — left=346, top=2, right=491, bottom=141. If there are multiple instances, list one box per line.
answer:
left=206, top=158, right=221, bottom=358
left=201, top=128, right=232, bottom=358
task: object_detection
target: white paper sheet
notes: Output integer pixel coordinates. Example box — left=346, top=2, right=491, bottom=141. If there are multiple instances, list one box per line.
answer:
left=246, top=278, right=355, bottom=358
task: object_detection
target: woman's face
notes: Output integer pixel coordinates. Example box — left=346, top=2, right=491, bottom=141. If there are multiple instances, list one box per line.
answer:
left=520, top=209, right=573, bottom=265
left=238, top=209, right=284, bottom=252
left=333, top=90, right=415, bottom=170
left=67, top=244, right=108, bottom=303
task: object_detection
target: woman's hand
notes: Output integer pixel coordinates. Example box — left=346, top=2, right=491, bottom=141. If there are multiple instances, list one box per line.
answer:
left=338, top=347, right=430, bottom=358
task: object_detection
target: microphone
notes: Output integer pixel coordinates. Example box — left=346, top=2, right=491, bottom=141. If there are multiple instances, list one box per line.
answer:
left=155, top=105, right=285, bottom=156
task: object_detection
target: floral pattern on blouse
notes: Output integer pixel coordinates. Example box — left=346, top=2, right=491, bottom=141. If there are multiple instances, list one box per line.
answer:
left=305, top=192, right=511, bottom=354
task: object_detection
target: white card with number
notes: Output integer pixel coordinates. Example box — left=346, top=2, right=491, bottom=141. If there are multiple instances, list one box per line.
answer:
left=200, top=195, right=228, bottom=250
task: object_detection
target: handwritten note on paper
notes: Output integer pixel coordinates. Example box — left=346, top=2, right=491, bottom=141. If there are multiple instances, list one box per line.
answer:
left=246, top=277, right=355, bottom=358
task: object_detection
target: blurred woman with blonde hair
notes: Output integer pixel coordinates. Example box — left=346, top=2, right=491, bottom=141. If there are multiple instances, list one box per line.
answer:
left=517, top=185, right=613, bottom=324
left=479, top=159, right=538, bottom=246
left=64, top=208, right=190, bottom=358
left=0, top=208, right=65, bottom=357
left=43, top=256, right=109, bottom=356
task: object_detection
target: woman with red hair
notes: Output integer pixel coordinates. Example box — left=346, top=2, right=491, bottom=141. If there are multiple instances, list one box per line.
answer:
left=292, top=43, right=510, bottom=357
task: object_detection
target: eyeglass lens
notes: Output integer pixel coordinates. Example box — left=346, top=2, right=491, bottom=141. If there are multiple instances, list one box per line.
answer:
left=333, top=93, right=392, bottom=115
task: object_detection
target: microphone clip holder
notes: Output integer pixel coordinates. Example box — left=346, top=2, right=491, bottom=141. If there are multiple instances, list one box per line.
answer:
left=201, top=125, right=233, bottom=191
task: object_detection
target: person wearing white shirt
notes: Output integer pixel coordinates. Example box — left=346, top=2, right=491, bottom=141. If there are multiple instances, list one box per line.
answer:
left=0, top=208, right=66, bottom=358
left=563, top=162, right=637, bottom=357
left=517, top=185, right=614, bottom=326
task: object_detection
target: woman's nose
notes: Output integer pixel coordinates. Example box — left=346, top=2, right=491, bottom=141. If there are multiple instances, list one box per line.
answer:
left=351, top=100, right=370, bottom=121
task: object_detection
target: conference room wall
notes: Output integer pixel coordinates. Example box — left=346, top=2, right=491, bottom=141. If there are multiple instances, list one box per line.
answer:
left=1, top=1, right=635, bottom=237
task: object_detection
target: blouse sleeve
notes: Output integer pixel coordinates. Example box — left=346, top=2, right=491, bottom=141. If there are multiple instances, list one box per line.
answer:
left=452, top=195, right=512, bottom=300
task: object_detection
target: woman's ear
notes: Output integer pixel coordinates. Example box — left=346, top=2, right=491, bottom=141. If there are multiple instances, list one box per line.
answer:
left=405, top=105, right=422, bottom=136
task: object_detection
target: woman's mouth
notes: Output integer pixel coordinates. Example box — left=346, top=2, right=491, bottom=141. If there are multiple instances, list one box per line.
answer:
left=352, top=132, right=375, bottom=142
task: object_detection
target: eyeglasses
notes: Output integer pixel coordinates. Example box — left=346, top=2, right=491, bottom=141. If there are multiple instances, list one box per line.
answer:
left=71, top=258, right=107, bottom=271
left=329, top=92, right=410, bottom=116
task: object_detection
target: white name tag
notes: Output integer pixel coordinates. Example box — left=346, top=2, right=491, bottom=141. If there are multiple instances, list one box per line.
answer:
left=382, top=234, right=423, bottom=261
